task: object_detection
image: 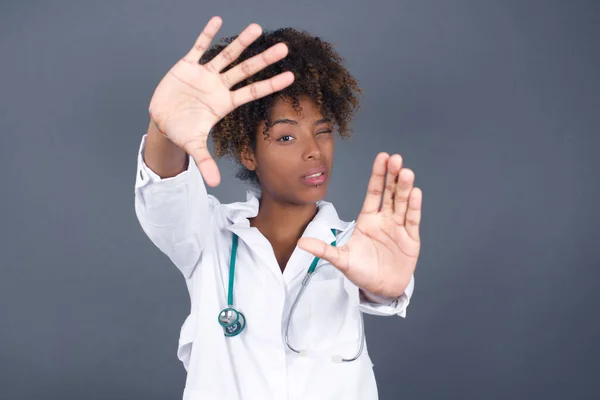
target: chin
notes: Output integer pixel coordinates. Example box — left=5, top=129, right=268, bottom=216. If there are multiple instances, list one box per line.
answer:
left=299, top=183, right=329, bottom=203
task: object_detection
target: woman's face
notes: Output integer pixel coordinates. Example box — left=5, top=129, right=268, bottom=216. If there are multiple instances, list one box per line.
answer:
left=247, top=95, right=335, bottom=205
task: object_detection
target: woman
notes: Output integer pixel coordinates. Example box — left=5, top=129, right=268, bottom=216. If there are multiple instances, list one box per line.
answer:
left=134, top=16, right=422, bottom=400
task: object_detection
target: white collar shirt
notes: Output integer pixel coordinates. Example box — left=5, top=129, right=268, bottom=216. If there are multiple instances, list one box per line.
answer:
left=134, top=135, right=415, bottom=400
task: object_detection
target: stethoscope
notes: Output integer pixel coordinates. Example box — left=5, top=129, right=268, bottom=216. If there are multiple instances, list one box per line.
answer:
left=218, top=229, right=365, bottom=363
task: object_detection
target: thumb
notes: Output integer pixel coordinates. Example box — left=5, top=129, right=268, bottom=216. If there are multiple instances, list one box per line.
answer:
left=194, top=155, right=221, bottom=187
left=185, top=140, right=221, bottom=187
left=297, top=237, right=347, bottom=273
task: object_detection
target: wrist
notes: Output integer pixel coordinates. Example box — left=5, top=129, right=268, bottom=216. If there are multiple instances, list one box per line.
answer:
left=148, top=109, right=169, bottom=139
left=360, top=289, right=400, bottom=304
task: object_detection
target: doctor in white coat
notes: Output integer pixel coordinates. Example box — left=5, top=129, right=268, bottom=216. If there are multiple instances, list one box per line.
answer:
left=135, top=16, right=422, bottom=400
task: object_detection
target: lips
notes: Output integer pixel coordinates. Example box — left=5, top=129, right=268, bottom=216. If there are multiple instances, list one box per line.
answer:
left=301, top=165, right=327, bottom=186
left=302, top=166, right=327, bottom=178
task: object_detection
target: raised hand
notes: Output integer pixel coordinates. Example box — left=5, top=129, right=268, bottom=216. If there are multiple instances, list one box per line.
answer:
left=148, top=16, right=294, bottom=186
left=298, top=153, right=422, bottom=298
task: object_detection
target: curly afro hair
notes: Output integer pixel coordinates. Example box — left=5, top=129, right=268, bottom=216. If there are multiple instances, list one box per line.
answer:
left=200, top=27, right=363, bottom=186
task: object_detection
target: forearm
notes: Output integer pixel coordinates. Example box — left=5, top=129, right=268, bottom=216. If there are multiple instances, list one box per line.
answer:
left=143, top=120, right=188, bottom=179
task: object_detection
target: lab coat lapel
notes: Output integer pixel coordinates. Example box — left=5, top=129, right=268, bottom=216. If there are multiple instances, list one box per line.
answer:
left=282, top=201, right=353, bottom=286
left=222, top=190, right=284, bottom=284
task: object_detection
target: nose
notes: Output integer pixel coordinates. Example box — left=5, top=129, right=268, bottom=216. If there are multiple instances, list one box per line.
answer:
left=303, top=134, right=323, bottom=161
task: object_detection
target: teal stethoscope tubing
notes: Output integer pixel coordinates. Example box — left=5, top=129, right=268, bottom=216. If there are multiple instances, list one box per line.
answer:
left=224, top=229, right=365, bottom=363
left=216, top=233, right=246, bottom=337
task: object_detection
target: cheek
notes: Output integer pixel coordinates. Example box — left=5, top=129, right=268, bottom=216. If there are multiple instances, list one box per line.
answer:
left=321, top=137, right=335, bottom=158
left=256, top=151, right=294, bottom=181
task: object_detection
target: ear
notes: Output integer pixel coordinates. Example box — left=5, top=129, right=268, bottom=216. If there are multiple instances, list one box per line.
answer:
left=240, top=145, right=257, bottom=171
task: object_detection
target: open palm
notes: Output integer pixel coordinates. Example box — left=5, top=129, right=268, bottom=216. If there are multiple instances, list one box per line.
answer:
left=148, top=16, right=294, bottom=187
left=298, top=153, right=422, bottom=298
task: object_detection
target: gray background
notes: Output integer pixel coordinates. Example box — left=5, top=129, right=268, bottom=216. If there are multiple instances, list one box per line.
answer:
left=1, top=0, right=599, bottom=399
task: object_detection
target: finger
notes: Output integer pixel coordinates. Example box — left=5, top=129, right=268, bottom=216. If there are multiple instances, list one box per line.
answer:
left=405, top=187, right=422, bottom=241
left=206, top=23, right=262, bottom=73
left=297, top=238, right=348, bottom=273
left=183, top=16, right=223, bottom=64
left=230, top=71, right=295, bottom=108
left=359, top=153, right=389, bottom=216
left=183, top=136, right=222, bottom=187
left=221, top=42, right=289, bottom=88
left=393, top=168, right=415, bottom=226
left=381, top=154, right=403, bottom=215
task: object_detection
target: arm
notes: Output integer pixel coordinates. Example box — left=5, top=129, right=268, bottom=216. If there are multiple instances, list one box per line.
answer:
left=134, top=130, right=209, bottom=279
left=133, top=17, right=294, bottom=277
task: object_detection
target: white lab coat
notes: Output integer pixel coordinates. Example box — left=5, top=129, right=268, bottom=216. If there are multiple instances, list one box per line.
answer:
left=133, top=134, right=415, bottom=400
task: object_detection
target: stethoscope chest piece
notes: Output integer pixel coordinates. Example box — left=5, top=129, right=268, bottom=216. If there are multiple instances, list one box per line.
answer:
left=218, top=307, right=246, bottom=337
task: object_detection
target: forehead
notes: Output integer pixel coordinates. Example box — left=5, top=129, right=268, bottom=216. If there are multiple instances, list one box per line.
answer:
left=268, top=95, right=323, bottom=120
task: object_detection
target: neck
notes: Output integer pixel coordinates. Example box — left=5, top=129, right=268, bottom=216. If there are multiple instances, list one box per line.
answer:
left=249, top=194, right=318, bottom=245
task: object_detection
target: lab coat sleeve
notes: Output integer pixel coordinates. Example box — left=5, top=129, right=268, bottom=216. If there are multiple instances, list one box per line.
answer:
left=133, top=133, right=211, bottom=279
left=358, top=274, right=415, bottom=317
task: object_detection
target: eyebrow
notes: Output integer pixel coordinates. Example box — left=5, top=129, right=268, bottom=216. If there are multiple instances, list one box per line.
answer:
left=268, top=117, right=331, bottom=127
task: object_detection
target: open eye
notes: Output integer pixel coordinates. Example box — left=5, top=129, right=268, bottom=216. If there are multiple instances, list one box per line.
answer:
left=277, top=135, right=295, bottom=142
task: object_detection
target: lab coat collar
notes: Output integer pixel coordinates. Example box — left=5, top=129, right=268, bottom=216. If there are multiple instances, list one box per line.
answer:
left=222, top=189, right=351, bottom=231
left=222, top=188, right=353, bottom=284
